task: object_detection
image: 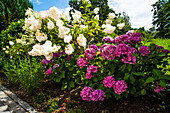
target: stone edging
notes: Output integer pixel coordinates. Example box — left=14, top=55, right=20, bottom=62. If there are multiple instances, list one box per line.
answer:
left=0, top=85, right=38, bottom=113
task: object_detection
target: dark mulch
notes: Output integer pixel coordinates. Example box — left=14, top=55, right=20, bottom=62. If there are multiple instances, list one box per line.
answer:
left=0, top=72, right=170, bottom=113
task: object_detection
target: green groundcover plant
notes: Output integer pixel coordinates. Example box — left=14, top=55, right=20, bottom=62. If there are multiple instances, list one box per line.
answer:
left=1, top=0, right=170, bottom=101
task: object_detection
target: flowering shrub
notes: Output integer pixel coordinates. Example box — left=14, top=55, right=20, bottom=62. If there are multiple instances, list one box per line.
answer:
left=6, top=1, right=169, bottom=101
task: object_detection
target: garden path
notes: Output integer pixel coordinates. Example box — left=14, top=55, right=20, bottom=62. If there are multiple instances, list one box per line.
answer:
left=0, top=85, right=38, bottom=113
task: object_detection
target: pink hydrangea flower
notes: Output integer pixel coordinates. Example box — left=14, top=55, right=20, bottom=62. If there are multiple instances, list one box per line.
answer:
left=116, top=44, right=131, bottom=57
left=139, top=46, right=150, bottom=56
left=90, top=44, right=98, bottom=51
left=113, top=34, right=130, bottom=44
left=90, top=89, right=105, bottom=101
left=87, top=65, right=98, bottom=73
left=77, top=57, right=88, bottom=68
left=47, top=68, right=52, bottom=75
left=121, top=54, right=136, bottom=64
left=103, top=76, right=116, bottom=88
left=129, top=32, right=142, bottom=44
left=100, top=44, right=117, bottom=60
left=154, top=82, right=165, bottom=93
left=80, top=86, right=93, bottom=101
left=85, top=48, right=97, bottom=60
left=86, top=72, right=93, bottom=79
left=114, top=80, right=127, bottom=95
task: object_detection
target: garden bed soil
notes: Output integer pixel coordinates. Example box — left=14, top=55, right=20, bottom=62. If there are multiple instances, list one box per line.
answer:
left=0, top=73, right=170, bottom=113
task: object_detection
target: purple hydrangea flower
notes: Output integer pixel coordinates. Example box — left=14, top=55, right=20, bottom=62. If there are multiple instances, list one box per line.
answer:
left=116, top=44, right=132, bottom=57
left=103, top=36, right=112, bottom=43
left=131, top=47, right=137, bottom=54
left=126, top=30, right=134, bottom=37
left=100, top=44, right=117, bottom=60
left=53, top=64, right=60, bottom=69
left=42, top=58, right=53, bottom=64
left=66, top=55, right=72, bottom=61
left=77, top=57, right=88, bottom=68
left=80, top=86, right=93, bottom=101
left=90, top=89, right=105, bottom=101
left=47, top=68, right=53, bottom=75
left=87, top=65, right=98, bottom=73
left=103, top=76, right=116, bottom=88
left=54, top=52, right=62, bottom=58
left=85, top=48, right=97, bottom=60
left=154, top=82, right=165, bottom=93
left=86, top=72, right=93, bottom=79
left=162, top=49, right=170, bottom=54
left=114, top=34, right=130, bottom=44
left=90, top=44, right=98, bottom=51
left=114, top=80, right=127, bottom=95
left=158, top=46, right=164, bottom=49
left=129, top=32, right=142, bottom=44
left=139, top=46, right=150, bottom=56
left=121, top=54, right=136, bottom=64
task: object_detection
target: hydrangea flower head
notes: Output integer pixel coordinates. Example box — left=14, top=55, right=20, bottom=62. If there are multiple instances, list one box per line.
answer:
left=90, top=89, right=105, bottom=101
left=116, top=44, right=131, bottom=57
left=80, top=86, right=93, bottom=101
left=103, top=76, right=116, bottom=88
left=90, top=44, right=98, bottom=51
left=47, top=68, right=53, bottom=75
left=87, top=65, right=98, bottom=73
left=139, top=46, right=150, bottom=56
left=114, top=80, right=127, bottom=95
left=85, top=48, right=96, bottom=60
left=154, top=82, right=165, bottom=93
left=77, top=57, right=88, bottom=68
left=86, top=72, right=93, bottom=79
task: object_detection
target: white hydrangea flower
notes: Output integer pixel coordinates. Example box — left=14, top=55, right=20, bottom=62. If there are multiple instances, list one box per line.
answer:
left=6, top=46, right=9, bottom=49
left=80, top=25, right=88, bottom=29
left=48, top=7, right=62, bottom=21
left=94, top=15, right=99, bottom=20
left=58, top=26, right=70, bottom=39
left=102, top=24, right=116, bottom=34
left=65, top=44, right=74, bottom=55
left=94, top=7, right=99, bottom=14
left=39, top=10, right=48, bottom=19
left=109, top=13, right=115, bottom=19
left=45, top=53, right=53, bottom=61
left=9, top=41, right=14, bottom=45
left=35, top=30, right=48, bottom=42
left=56, top=19, right=64, bottom=27
left=47, top=20, right=54, bottom=29
left=106, top=19, right=112, bottom=25
left=52, top=45, right=61, bottom=52
left=64, top=35, right=72, bottom=43
left=72, top=10, right=81, bottom=23
left=2, top=48, right=6, bottom=50
left=77, top=34, right=87, bottom=47
left=25, top=8, right=33, bottom=17
left=117, top=23, right=125, bottom=29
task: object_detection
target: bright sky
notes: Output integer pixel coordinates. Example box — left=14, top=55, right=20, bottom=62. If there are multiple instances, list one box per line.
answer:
left=29, top=0, right=158, bottom=30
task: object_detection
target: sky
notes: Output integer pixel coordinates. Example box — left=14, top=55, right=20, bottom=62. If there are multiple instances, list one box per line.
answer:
left=29, top=0, right=158, bottom=30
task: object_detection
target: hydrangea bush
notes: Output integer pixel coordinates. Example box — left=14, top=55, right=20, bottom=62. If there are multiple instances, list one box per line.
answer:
left=6, top=0, right=169, bottom=101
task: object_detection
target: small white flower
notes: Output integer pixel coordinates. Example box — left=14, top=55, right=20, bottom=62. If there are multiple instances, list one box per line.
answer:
left=2, top=48, right=6, bottom=50
left=65, top=44, right=74, bottom=55
left=45, top=53, right=53, bottom=61
left=94, top=7, right=99, bottom=14
left=9, top=41, right=14, bottom=45
left=64, top=35, right=72, bottom=43
left=35, top=30, right=48, bottom=42
left=5, top=51, right=9, bottom=54
left=10, top=56, right=13, bottom=59
left=117, top=23, right=125, bottom=29
left=109, top=13, right=115, bottom=19
left=94, top=15, right=99, bottom=20
left=80, top=25, right=88, bottom=29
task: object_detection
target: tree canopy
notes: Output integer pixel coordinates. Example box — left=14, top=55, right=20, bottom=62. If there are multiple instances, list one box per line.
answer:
left=0, top=0, right=33, bottom=31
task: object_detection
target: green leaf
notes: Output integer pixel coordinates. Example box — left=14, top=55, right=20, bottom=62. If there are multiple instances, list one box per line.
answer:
left=70, top=81, right=75, bottom=88
left=153, top=69, right=161, bottom=77
left=61, top=71, right=65, bottom=78
left=159, top=80, right=166, bottom=88
left=55, top=77, right=61, bottom=83
left=141, top=89, right=146, bottom=95
left=61, top=85, right=67, bottom=90
left=124, top=73, right=130, bottom=80
left=134, top=72, right=144, bottom=76
left=158, top=52, right=165, bottom=57
left=145, top=77, right=154, bottom=84
left=160, top=75, right=170, bottom=80
left=127, top=64, right=132, bottom=72
left=130, top=74, right=135, bottom=84
left=130, top=87, right=136, bottom=95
